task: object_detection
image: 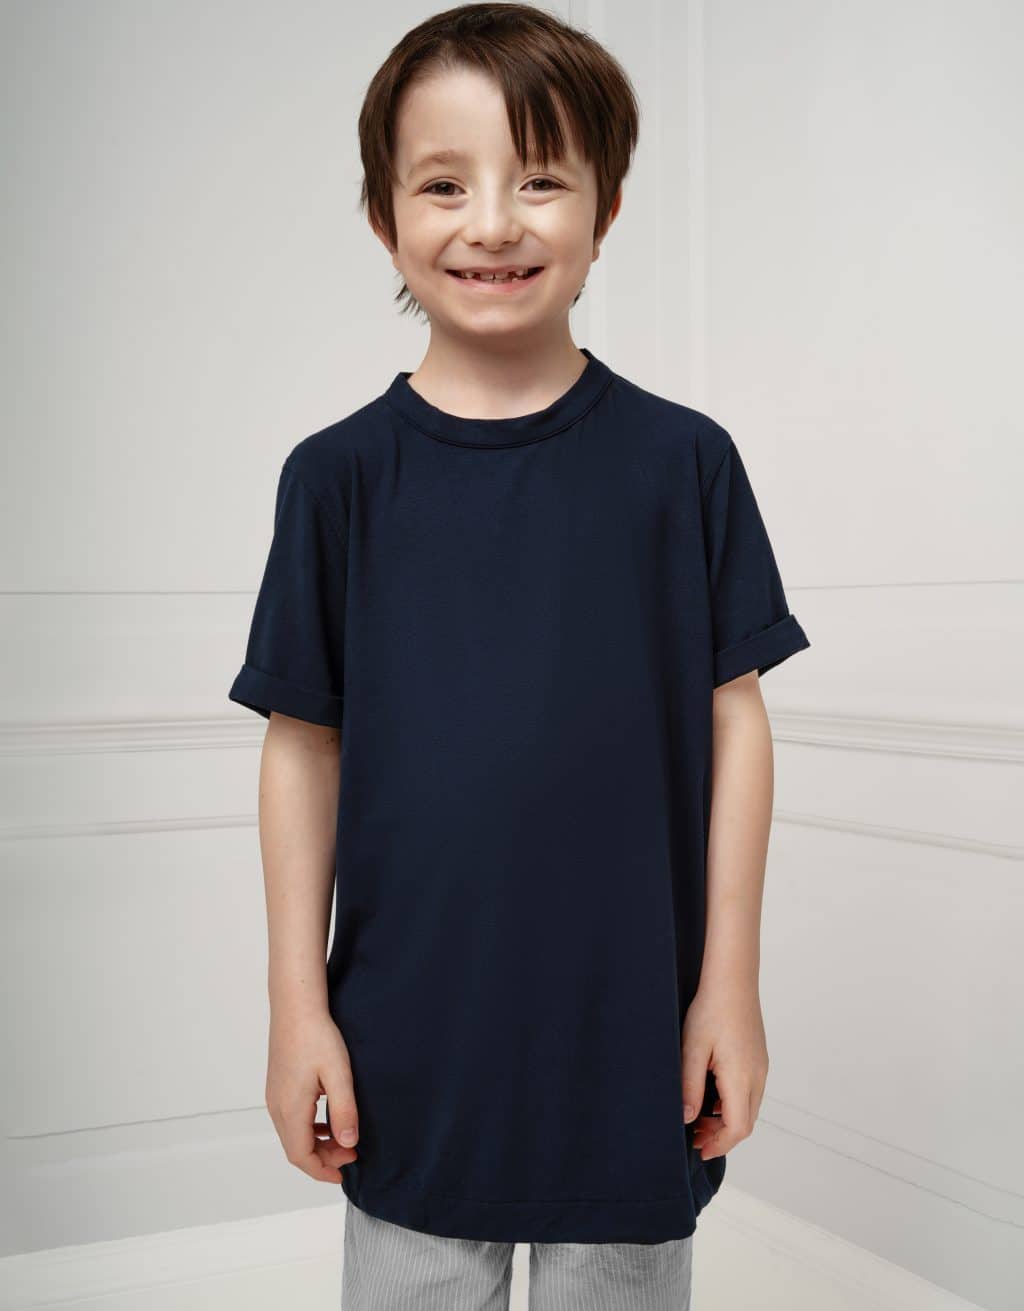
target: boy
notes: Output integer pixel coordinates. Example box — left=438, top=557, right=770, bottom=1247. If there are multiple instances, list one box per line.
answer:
left=228, top=4, right=810, bottom=1306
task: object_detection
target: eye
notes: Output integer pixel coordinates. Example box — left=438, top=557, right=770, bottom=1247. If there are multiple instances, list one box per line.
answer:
left=421, top=177, right=564, bottom=197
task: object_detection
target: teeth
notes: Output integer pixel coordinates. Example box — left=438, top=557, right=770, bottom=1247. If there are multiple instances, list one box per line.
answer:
left=455, top=268, right=535, bottom=282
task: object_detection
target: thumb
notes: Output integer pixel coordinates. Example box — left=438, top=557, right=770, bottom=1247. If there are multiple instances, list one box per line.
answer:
left=325, top=1081, right=360, bottom=1148
left=681, top=1047, right=709, bottom=1124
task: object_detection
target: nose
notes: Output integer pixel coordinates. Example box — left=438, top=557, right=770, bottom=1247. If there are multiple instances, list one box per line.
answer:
left=458, top=190, right=525, bottom=250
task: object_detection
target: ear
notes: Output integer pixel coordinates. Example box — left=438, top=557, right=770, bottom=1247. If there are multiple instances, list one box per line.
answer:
left=368, top=216, right=397, bottom=262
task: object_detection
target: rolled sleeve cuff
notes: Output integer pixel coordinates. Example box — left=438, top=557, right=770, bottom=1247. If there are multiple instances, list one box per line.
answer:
left=713, top=613, right=810, bottom=688
left=228, top=664, right=345, bottom=729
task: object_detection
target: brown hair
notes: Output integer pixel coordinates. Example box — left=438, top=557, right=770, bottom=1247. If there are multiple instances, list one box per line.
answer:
left=357, top=2, right=641, bottom=320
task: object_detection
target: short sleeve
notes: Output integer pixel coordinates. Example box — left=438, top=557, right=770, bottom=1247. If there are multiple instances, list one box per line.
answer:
left=228, top=459, right=347, bottom=728
left=702, top=437, right=810, bottom=688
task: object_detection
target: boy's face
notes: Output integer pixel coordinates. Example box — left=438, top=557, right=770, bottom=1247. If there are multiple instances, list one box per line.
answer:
left=382, top=64, right=618, bottom=337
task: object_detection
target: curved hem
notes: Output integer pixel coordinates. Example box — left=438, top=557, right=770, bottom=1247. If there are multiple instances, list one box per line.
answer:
left=339, top=1168, right=724, bottom=1244
left=691, top=1153, right=727, bottom=1219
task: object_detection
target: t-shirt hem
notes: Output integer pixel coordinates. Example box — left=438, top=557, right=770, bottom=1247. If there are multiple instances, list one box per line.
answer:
left=339, top=1165, right=725, bottom=1244
left=691, top=1153, right=727, bottom=1220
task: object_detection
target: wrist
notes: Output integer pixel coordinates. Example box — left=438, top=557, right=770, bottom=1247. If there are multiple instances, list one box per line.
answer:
left=268, top=969, right=330, bottom=1019
left=697, top=956, right=761, bottom=1000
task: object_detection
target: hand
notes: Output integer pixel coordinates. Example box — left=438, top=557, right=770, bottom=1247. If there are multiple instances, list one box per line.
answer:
left=266, top=1007, right=360, bottom=1182
left=680, top=983, right=768, bottom=1160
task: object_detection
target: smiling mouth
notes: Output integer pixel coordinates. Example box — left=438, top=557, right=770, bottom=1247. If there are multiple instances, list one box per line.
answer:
left=446, top=267, right=545, bottom=283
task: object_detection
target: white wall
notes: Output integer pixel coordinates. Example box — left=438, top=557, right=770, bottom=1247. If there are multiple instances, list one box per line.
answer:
left=2, top=0, right=1020, bottom=1307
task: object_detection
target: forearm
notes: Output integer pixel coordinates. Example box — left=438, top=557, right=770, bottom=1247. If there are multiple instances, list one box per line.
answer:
left=699, top=673, right=774, bottom=997
left=258, top=713, right=341, bottom=1018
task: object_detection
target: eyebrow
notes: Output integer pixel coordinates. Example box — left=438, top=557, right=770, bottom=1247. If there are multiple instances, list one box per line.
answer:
left=410, top=149, right=470, bottom=173
left=406, top=149, right=472, bottom=182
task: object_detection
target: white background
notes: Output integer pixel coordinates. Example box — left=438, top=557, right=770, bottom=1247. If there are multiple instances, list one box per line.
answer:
left=2, top=1, right=1020, bottom=1307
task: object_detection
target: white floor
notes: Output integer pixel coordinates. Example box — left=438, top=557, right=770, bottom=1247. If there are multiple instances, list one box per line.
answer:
left=0, top=1187, right=988, bottom=1311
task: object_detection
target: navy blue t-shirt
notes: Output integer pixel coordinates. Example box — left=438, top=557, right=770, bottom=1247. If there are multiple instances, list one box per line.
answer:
left=228, top=347, right=810, bottom=1243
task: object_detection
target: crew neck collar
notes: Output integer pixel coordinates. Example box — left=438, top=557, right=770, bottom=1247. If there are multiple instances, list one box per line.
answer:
left=383, top=347, right=614, bottom=448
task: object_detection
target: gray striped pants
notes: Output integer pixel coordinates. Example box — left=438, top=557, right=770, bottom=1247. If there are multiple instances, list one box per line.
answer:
left=341, top=1199, right=693, bottom=1309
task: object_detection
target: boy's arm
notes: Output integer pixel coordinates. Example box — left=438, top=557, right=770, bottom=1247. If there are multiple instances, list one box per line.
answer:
left=702, top=671, right=774, bottom=993
left=260, top=712, right=339, bottom=1014
left=681, top=669, right=773, bottom=1158
left=259, top=712, right=359, bottom=1180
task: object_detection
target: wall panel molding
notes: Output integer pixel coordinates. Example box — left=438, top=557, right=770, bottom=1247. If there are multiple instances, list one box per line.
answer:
left=3, top=710, right=1020, bottom=762
left=3, top=807, right=1018, bottom=860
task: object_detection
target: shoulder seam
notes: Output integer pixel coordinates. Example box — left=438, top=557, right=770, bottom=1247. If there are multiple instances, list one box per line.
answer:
left=282, top=457, right=349, bottom=550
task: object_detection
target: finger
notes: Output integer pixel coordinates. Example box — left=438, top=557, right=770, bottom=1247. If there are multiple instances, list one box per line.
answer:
left=702, top=1074, right=751, bottom=1158
left=313, top=1111, right=357, bottom=1158
left=680, top=1046, right=711, bottom=1125
left=690, top=1114, right=719, bottom=1146
left=278, top=1094, right=341, bottom=1181
left=325, top=1082, right=360, bottom=1150
left=691, top=1115, right=726, bottom=1160
left=315, top=1137, right=357, bottom=1169
left=287, top=1126, right=346, bottom=1182
left=311, top=1119, right=359, bottom=1166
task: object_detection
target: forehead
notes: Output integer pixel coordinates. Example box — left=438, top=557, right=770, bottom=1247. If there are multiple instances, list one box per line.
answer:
left=393, top=66, right=582, bottom=172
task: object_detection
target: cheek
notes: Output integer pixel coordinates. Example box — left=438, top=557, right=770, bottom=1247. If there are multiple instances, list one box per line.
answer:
left=410, top=219, right=460, bottom=262
left=543, top=244, right=594, bottom=278
left=391, top=202, right=449, bottom=253
left=533, top=212, right=595, bottom=258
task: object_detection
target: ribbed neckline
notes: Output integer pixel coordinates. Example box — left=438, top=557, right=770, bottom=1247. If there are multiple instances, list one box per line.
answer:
left=382, top=347, right=614, bottom=448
